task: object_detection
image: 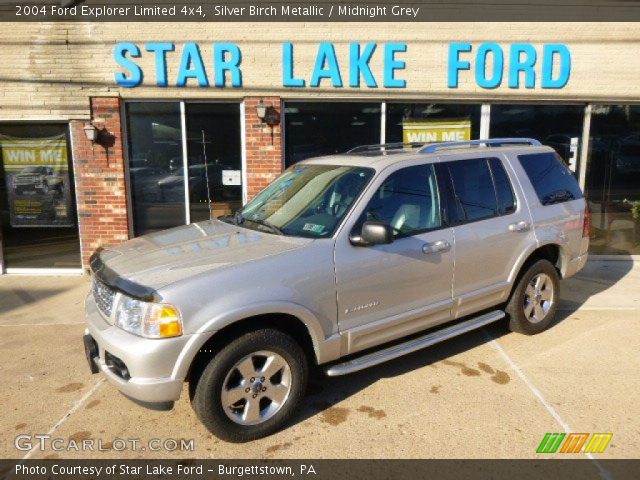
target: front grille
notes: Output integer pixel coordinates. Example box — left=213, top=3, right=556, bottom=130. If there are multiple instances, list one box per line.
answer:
left=14, top=176, right=38, bottom=185
left=93, top=278, right=116, bottom=318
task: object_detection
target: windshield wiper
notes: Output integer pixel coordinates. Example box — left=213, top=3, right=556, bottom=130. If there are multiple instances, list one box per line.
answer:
left=542, top=190, right=575, bottom=206
left=217, top=214, right=235, bottom=225
left=218, top=211, right=246, bottom=226
left=246, top=218, right=284, bottom=235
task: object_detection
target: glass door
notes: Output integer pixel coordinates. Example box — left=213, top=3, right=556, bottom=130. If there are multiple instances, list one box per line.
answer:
left=125, top=102, right=185, bottom=236
left=125, top=101, right=243, bottom=236
left=0, top=123, right=81, bottom=270
left=185, top=103, right=243, bottom=222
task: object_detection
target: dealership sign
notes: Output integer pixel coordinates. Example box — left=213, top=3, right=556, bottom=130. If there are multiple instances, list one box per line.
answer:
left=113, top=42, right=571, bottom=90
left=448, top=42, right=572, bottom=89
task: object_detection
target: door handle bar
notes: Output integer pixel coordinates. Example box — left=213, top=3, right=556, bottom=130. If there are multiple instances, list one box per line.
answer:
left=422, top=240, right=451, bottom=254
left=508, top=221, right=530, bottom=232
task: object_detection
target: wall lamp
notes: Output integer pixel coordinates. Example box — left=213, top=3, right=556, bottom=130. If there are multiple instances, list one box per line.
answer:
left=83, top=123, right=115, bottom=149
left=83, top=123, right=98, bottom=143
left=256, top=99, right=280, bottom=127
left=256, top=99, right=267, bottom=121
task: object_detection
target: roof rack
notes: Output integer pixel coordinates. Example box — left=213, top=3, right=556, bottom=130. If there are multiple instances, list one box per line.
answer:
left=419, top=138, right=541, bottom=154
left=347, top=142, right=425, bottom=155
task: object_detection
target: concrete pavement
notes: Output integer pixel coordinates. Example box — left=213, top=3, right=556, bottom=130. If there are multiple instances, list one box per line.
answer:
left=0, top=260, right=638, bottom=459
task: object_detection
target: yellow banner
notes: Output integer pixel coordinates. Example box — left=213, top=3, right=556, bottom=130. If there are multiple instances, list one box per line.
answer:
left=402, top=119, right=471, bottom=144
left=1, top=137, right=68, bottom=171
left=0, top=134, right=73, bottom=227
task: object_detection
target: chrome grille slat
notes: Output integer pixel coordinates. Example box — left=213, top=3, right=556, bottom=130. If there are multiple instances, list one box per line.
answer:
left=93, top=278, right=116, bottom=318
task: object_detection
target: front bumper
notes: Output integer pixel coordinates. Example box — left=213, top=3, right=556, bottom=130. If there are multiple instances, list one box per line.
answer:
left=84, top=295, right=196, bottom=404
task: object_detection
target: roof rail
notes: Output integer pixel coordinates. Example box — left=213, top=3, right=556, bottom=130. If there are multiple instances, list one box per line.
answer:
left=419, top=138, right=542, bottom=154
left=347, top=142, right=425, bottom=155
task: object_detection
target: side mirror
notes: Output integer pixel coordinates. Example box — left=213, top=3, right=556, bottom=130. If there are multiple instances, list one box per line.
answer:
left=350, top=221, right=394, bottom=246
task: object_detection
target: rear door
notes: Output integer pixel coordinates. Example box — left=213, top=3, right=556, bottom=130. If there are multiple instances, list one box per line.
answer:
left=334, top=162, right=455, bottom=354
left=438, top=155, right=536, bottom=318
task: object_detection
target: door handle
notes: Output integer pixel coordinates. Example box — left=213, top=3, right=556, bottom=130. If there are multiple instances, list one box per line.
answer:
left=422, top=240, right=451, bottom=254
left=508, top=221, right=530, bottom=232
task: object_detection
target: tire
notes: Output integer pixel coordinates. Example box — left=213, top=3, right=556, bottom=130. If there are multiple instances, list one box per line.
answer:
left=506, top=259, right=560, bottom=335
left=192, top=328, right=308, bottom=443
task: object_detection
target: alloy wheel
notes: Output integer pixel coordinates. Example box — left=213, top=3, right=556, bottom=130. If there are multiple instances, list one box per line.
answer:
left=220, top=350, right=292, bottom=426
left=523, top=273, right=555, bottom=323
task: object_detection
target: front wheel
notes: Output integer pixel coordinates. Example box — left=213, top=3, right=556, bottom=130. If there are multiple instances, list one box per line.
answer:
left=506, top=259, right=560, bottom=335
left=192, top=328, right=308, bottom=442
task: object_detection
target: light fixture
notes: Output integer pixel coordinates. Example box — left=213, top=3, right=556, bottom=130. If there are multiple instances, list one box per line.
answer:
left=256, top=99, right=267, bottom=121
left=83, top=123, right=97, bottom=143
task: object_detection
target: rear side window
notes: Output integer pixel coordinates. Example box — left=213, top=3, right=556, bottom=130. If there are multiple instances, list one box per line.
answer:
left=447, top=158, right=498, bottom=222
left=489, top=157, right=516, bottom=215
left=518, top=152, right=583, bottom=206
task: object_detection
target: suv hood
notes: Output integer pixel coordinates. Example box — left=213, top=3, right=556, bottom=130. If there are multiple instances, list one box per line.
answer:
left=94, top=220, right=313, bottom=292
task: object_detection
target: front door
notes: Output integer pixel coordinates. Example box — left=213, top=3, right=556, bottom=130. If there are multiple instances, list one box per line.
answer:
left=334, top=163, right=455, bottom=354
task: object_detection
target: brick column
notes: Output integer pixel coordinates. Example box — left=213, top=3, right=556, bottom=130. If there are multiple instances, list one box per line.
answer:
left=71, top=96, right=130, bottom=270
left=244, top=97, right=283, bottom=200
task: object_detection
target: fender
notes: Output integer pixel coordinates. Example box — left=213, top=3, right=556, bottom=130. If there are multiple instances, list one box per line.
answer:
left=507, top=241, right=566, bottom=288
left=171, top=301, right=340, bottom=380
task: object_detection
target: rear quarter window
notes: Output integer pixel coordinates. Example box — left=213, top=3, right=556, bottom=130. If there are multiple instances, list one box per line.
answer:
left=518, top=152, right=583, bottom=206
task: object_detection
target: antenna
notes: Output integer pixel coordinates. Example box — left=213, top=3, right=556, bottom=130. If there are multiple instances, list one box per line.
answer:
left=200, top=129, right=213, bottom=222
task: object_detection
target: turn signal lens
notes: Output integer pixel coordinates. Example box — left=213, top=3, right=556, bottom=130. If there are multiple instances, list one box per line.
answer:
left=146, top=304, right=183, bottom=338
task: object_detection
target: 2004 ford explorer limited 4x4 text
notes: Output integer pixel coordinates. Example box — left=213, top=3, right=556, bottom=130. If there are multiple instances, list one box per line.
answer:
left=84, top=138, right=590, bottom=442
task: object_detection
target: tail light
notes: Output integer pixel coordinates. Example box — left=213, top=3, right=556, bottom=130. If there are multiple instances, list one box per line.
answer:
left=582, top=202, right=591, bottom=238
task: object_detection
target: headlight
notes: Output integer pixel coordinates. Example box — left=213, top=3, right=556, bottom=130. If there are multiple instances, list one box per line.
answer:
left=114, top=295, right=182, bottom=338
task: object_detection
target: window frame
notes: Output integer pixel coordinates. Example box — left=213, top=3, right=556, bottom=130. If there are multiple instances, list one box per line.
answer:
left=488, top=156, right=518, bottom=216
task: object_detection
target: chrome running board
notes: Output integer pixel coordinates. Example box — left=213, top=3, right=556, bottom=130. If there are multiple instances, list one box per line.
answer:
left=325, top=310, right=505, bottom=377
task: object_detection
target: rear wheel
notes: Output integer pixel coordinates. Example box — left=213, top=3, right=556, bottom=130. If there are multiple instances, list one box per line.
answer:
left=506, top=259, right=560, bottom=335
left=192, top=328, right=308, bottom=442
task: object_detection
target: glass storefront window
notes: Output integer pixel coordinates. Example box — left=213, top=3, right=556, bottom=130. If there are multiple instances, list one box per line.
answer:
left=185, top=103, right=242, bottom=222
left=490, top=104, right=584, bottom=171
left=0, top=123, right=81, bottom=269
left=284, top=102, right=381, bottom=167
left=585, top=105, right=640, bottom=255
left=386, top=103, right=481, bottom=144
left=126, top=102, right=184, bottom=236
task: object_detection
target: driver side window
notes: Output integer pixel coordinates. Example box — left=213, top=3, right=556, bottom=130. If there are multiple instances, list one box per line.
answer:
left=359, top=164, right=441, bottom=237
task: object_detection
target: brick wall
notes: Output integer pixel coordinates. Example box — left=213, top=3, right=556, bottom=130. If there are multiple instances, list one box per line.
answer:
left=71, top=97, right=129, bottom=269
left=244, top=97, right=283, bottom=200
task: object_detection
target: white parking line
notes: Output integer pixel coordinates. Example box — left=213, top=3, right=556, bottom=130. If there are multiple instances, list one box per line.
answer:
left=557, top=307, right=639, bottom=311
left=21, top=378, right=105, bottom=460
left=483, top=330, right=612, bottom=480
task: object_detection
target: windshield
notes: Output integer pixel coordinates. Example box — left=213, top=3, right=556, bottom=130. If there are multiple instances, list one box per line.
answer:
left=228, top=164, right=374, bottom=238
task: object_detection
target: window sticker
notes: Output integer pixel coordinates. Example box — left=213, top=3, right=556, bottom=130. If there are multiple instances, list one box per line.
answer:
left=303, top=223, right=325, bottom=234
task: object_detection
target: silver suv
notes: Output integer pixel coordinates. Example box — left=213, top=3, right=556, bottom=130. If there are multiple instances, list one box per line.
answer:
left=84, top=138, right=590, bottom=442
